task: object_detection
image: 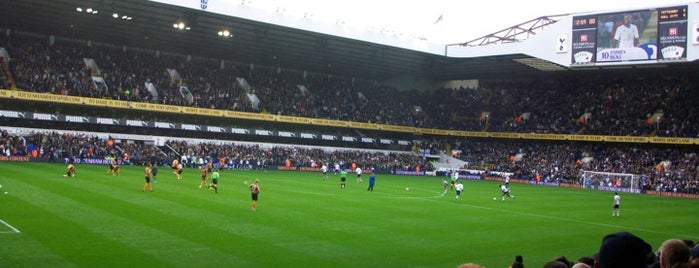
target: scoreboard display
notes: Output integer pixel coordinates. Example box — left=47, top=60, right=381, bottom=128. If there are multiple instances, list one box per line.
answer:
left=571, top=5, right=688, bottom=66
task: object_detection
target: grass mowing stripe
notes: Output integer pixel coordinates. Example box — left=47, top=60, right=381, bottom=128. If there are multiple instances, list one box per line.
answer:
left=6, top=175, right=254, bottom=267
left=0, top=182, right=161, bottom=267
left=2, top=163, right=697, bottom=267
left=0, top=196, right=78, bottom=268
left=86, top=168, right=400, bottom=263
left=62, top=169, right=370, bottom=267
left=84, top=168, right=394, bottom=261
left=31, top=165, right=376, bottom=267
left=206, top=171, right=496, bottom=267
left=415, top=192, right=698, bottom=239
left=217, top=169, right=699, bottom=266
left=1, top=232, right=75, bottom=268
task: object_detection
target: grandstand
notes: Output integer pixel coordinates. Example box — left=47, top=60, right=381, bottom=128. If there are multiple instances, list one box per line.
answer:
left=0, top=1, right=698, bottom=184
left=0, top=2, right=698, bottom=138
left=1, top=1, right=698, bottom=267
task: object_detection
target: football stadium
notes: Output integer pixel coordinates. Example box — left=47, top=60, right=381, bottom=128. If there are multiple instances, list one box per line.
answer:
left=1, top=1, right=698, bottom=267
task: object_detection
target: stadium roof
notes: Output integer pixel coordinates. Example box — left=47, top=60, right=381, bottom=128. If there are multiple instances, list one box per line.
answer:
left=2, top=0, right=691, bottom=82
left=0, top=0, right=576, bottom=81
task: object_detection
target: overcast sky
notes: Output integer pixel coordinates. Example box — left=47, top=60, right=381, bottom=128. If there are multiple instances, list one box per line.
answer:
left=247, top=0, right=690, bottom=44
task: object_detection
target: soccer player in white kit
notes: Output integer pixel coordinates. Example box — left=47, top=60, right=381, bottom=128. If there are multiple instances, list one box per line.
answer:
left=612, top=192, right=621, bottom=216
left=355, top=167, right=362, bottom=183
left=500, top=184, right=515, bottom=201
left=454, top=181, right=464, bottom=200
left=442, top=179, right=449, bottom=195
left=321, top=164, right=328, bottom=180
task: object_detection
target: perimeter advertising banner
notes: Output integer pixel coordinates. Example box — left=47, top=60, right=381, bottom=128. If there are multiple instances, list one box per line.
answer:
left=0, top=110, right=412, bottom=146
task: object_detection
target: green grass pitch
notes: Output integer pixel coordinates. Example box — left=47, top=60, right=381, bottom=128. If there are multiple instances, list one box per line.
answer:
left=0, top=162, right=696, bottom=267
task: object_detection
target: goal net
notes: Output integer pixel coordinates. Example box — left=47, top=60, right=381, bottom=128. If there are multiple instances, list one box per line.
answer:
left=580, top=170, right=641, bottom=193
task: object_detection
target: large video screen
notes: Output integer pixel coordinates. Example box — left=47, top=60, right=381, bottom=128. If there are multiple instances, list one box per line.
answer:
left=572, top=5, right=687, bottom=65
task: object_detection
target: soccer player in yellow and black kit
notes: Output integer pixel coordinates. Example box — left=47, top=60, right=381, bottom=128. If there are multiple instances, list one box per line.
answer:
left=107, top=158, right=120, bottom=175
left=218, top=157, right=226, bottom=173
left=143, top=163, right=153, bottom=192
left=199, top=165, right=208, bottom=188
left=65, top=161, right=76, bottom=178
left=171, top=159, right=179, bottom=171
left=249, top=179, right=260, bottom=212
left=172, top=159, right=183, bottom=180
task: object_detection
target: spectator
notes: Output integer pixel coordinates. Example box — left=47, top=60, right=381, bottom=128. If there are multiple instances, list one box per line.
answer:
left=658, top=239, right=690, bottom=268
left=543, top=261, right=569, bottom=268
left=456, top=263, right=484, bottom=268
left=597, top=232, right=655, bottom=268
left=690, top=244, right=699, bottom=268
left=576, top=256, right=595, bottom=267
left=509, top=255, right=525, bottom=268
left=550, top=256, right=573, bottom=267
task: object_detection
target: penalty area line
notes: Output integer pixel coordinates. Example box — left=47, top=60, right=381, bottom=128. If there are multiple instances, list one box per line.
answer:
left=0, top=218, right=20, bottom=233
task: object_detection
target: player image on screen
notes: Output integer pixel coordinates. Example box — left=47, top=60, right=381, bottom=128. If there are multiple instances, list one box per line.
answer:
left=613, top=14, right=640, bottom=48
left=595, top=10, right=658, bottom=62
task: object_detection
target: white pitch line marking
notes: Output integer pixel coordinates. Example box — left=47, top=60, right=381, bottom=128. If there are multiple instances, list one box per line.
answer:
left=0, top=218, right=20, bottom=233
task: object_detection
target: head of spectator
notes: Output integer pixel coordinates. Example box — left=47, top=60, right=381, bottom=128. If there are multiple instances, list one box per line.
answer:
left=577, top=256, right=595, bottom=267
left=571, top=263, right=591, bottom=268
left=592, top=252, right=599, bottom=266
left=597, top=231, right=654, bottom=268
left=690, top=244, right=699, bottom=268
left=455, top=263, right=484, bottom=268
left=515, top=255, right=524, bottom=263
left=658, top=239, right=690, bottom=268
left=551, top=256, right=573, bottom=267
left=509, top=255, right=525, bottom=268
left=659, top=239, right=690, bottom=268
left=510, top=262, right=524, bottom=268
left=543, top=261, right=570, bottom=268
left=692, top=244, right=699, bottom=256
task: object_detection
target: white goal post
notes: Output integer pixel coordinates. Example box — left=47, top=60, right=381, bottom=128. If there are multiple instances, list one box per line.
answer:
left=580, top=170, right=641, bottom=193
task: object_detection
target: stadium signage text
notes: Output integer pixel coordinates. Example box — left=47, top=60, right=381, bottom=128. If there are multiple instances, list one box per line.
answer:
left=5, top=104, right=699, bottom=146
left=0, top=156, right=29, bottom=162
left=65, top=158, right=116, bottom=165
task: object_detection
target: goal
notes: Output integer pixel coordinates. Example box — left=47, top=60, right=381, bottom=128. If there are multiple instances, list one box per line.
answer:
left=580, top=170, right=641, bottom=193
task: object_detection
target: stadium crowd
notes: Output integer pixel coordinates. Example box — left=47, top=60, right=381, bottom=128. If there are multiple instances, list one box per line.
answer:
left=2, top=32, right=698, bottom=137
left=1, top=129, right=697, bottom=194
left=0, top=129, right=428, bottom=174
left=165, top=139, right=428, bottom=172
left=449, top=138, right=698, bottom=194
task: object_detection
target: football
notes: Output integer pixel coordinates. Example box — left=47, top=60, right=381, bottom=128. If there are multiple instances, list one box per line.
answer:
left=405, top=187, right=409, bottom=191
left=493, top=197, right=497, bottom=200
